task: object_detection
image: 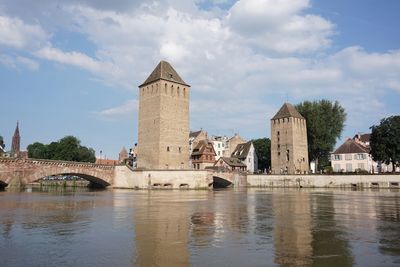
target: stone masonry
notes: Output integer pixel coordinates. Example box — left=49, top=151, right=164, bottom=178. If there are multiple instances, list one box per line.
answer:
left=137, top=61, right=190, bottom=169
left=271, top=103, right=309, bottom=174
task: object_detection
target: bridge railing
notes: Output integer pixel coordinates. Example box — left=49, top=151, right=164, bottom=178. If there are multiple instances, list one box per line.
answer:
left=0, top=157, right=116, bottom=169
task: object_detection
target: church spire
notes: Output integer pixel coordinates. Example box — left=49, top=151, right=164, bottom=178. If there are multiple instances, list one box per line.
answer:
left=11, top=121, right=20, bottom=156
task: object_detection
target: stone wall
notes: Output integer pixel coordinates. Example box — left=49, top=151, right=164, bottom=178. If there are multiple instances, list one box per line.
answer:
left=271, top=117, right=309, bottom=174
left=114, top=166, right=212, bottom=189
left=137, top=80, right=190, bottom=169
left=248, top=174, right=400, bottom=189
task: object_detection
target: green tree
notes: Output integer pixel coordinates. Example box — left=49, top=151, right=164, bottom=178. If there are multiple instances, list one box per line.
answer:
left=27, top=142, right=47, bottom=159
left=370, top=116, right=400, bottom=172
left=27, top=136, right=96, bottom=163
left=252, top=138, right=271, bottom=172
left=295, top=100, right=346, bottom=171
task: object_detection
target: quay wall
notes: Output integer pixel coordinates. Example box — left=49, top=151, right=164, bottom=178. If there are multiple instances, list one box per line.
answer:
left=113, top=166, right=212, bottom=189
left=248, top=174, right=400, bottom=189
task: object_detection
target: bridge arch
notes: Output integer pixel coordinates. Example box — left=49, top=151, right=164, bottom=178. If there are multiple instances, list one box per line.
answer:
left=212, top=176, right=233, bottom=188
left=0, top=158, right=115, bottom=189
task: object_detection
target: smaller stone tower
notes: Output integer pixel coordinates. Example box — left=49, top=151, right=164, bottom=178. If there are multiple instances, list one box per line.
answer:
left=271, top=103, right=309, bottom=174
left=11, top=121, right=20, bottom=157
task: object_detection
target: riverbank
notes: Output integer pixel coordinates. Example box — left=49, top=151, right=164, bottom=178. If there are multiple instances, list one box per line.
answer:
left=248, top=174, right=400, bottom=189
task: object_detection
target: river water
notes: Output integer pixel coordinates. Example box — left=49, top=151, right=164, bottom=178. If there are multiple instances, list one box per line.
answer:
left=0, top=188, right=399, bottom=267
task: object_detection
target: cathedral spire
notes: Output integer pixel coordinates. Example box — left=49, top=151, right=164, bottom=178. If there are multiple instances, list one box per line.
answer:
left=11, top=121, right=20, bottom=156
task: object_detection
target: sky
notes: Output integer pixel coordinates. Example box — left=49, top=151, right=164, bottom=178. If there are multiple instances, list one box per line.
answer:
left=1, top=0, right=400, bottom=159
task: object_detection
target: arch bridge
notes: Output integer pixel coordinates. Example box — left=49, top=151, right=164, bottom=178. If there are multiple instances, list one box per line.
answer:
left=212, top=171, right=247, bottom=188
left=0, top=158, right=115, bottom=189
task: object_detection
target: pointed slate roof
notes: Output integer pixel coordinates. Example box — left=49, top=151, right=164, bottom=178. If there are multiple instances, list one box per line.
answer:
left=140, top=60, right=189, bottom=87
left=272, top=103, right=304, bottom=120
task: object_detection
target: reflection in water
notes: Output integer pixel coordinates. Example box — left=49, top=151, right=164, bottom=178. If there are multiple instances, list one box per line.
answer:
left=376, top=194, right=400, bottom=256
left=311, top=192, right=354, bottom=267
left=1, top=188, right=400, bottom=266
left=273, top=190, right=313, bottom=266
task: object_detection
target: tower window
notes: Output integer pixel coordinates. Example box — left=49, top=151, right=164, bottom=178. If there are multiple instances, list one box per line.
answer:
left=165, top=83, right=167, bottom=94
left=171, top=85, right=174, bottom=95
left=167, top=146, right=170, bottom=152
left=179, top=147, right=181, bottom=153
left=177, top=87, right=180, bottom=96
left=277, top=131, right=280, bottom=136
left=286, top=150, right=290, bottom=161
left=183, top=88, right=186, bottom=97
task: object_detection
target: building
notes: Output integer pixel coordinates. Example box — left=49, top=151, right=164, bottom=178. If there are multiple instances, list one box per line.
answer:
left=330, top=138, right=372, bottom=172
left=231, top=141, right=258, bottom=173
left=137, top=61, right=190, bottom=169
left=10, top=121, right=20, bottom=157
left=331, top=134, right=398, bottom=173
left=189, top=129, right=208, bottom=156
left=118, top=146, right=128, bottom=164
left=191, top=140, right=216, bottom=169
left=271, top=103, right=309, bottom=174
left=214, top=157, right=247, bottom=171
left=210, top=135, right=229, bottom=160
left=224, top=133, right=246, bottom=157
left=96, top=158, right=119, bottom=165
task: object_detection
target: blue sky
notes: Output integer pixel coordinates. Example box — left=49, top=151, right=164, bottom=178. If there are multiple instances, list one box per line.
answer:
left=1, top=0, right=399, bottom=159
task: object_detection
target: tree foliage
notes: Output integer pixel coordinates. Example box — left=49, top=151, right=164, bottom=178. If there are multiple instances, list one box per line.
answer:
left=252, top=138, right=271, bottom=172
left=295, top=100, right=346, bottom=170
left=370, top=116, right=400, bottom=172
left=27, top=136, right=96, bottom=163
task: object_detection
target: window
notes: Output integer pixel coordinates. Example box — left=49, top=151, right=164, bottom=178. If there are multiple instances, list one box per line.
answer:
left=218, top=143, right=220, bottom=148
left=355, top=153, right=366, bottom=160
left=333, top=154, right=342, bottom=161
left=165, top=83, right=167, bottom=93
left=346, top=163, right=352, bottom=172
left=277, top=131, right=280, bottom=136
left=218, top=151, right=220, bottom=156
left=167, top=146, right=170, bottom=152
left=179, top=147, right=181, bottom=153
left=345, top=154, right=352, bottom=160
left=286, top=150, right=290, bottom=162
left=357, top=163, right=365, bottom=170
left=278, top=152, right=280, bottom=157
left=183, top=88, right=186, bottom=97
left=278, top=144, right=280, bottom=149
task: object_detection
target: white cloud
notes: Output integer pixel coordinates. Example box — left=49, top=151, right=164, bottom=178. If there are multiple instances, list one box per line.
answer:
left=0, top=54, right=39, bottom=70
left=0, top=0, right=399, bottom=141
left=227, top=0, right=334, bottom=53
left=94, top=100, right=138, bottom=120
left=0, top=15, right=47, bottom=49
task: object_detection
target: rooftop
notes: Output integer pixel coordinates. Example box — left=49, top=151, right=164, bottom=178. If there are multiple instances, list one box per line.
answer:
left=333, top=139, right=369, bottom=154
left=272, top=102, right=304, bottom=120
left=140, top=60, right=189, bottom=87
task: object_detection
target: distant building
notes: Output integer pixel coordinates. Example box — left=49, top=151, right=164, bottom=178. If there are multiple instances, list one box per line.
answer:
left=331, top=133, right=397, bottom=173
left=214, top=157, right=247, bottom=172
left=331, top=138, right=373, bottom=172
left=96, top=158, right=119, bottom=165
left=11, top=121, right=20, bottom=157
left=224, top=133, right=246, bottom=157
left=189, top=129, right=208, bottom=155
left=118, top=146, right=128, bottom=164
left=231, top=141, right=258, bottom=173
left=137, top=61, right=190, bottom=170
left=271, top=103, right=309, bottom=174
left=191, top=140, right=216, bottom=169
left=210, top=135, right=229, bottom=160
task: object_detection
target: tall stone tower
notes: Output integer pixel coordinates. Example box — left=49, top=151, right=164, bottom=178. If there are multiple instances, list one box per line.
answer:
left=11, top=121, right=20, bottom=157
left=271, top=103, right=309, bottom=174
left=137, top=61, right=190, bottom=169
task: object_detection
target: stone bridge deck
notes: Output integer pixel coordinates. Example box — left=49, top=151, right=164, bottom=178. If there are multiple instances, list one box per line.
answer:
left=0, top=158, right=115, bottom=188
